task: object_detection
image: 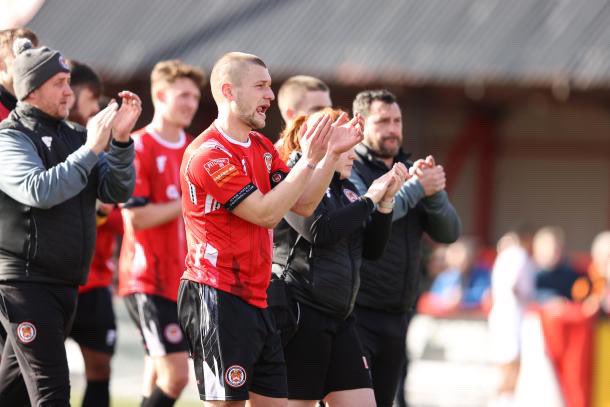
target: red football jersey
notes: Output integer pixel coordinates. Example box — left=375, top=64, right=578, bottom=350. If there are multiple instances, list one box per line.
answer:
left=119, top=126, right=191, bottom=302
left=80, top=207, right=123, bottom=293
left=0, top=101, right=10, bottom=121
left=180, top=122, right=289, bottom=308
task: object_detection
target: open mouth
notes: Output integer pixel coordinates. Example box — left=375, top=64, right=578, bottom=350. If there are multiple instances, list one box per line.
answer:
left=256, top=105, right=269, bottom=117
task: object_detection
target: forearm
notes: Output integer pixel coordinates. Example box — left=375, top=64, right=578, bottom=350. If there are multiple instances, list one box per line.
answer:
left=393, top=179, right=425, bottom=221
left=256, top=157, right=317, bottom=227
left=306, top=198, right=374, bottom=245
left=363, top=210, right=393, bottom=259
left=96, top=139, right=136, bottom=203
left=422, top=191, right=462, bottom=243
left=122, top=199, right=181, bottom=230
left=0, top=130, right=98, bottom=209
left=292, top=151, right=340, bottom=215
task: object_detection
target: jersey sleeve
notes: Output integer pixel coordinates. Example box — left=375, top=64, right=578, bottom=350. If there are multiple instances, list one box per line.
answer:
left=188, top=144, right=257, bottom=211
left=122, top=139, right=151, bottom=208
left=267, top=139, right=290, bottom=188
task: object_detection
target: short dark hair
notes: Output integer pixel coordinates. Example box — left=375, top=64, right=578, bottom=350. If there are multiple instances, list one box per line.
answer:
left=66, top=59, right=102, bottom=98
left=352, top=89, right=397, bottom=118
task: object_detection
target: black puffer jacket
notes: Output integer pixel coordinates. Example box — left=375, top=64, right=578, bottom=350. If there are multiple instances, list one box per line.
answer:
left=273, top=173, right=392, bottom=320
left=0, top=104, right=135, bottom=286
left=351, top=144, right=461, bottom=313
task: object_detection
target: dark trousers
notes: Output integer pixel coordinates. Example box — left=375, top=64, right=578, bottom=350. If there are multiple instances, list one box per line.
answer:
left=354, top=305, right=411, bottom=407
left=0, top=281, right=77, bottom=406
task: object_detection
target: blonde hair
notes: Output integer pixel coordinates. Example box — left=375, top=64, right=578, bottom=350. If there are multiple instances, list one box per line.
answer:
left=278, top=75, right=329, bottom=116
left=150, top=59, right=205, bottom=99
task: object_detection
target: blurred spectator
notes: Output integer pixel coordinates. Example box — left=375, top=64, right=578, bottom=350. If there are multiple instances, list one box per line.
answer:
left=0, top=28, right=38, bottom=121
left=583, top=231, right=610, bottom=314
left=428, top=237, right=490, bottom=311
left=533, top=226, right=580, bottom=302
left=488, top=228, right=536, bottom=406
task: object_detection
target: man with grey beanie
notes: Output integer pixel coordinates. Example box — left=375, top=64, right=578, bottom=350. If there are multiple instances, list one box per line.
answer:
left=0, top=38, right=140, bottom=406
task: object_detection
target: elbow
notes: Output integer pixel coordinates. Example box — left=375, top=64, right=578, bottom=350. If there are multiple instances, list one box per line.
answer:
left=291, top=205, right=315, bottom=217
left=260, top=213, right=281, bottom=229
left=121, top=209, right=145, bottom=231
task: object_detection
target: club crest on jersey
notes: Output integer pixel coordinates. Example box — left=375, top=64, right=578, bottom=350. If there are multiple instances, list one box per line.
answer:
left=166, top=184, right=180, bottom=200
left=156, top=155, right=167, bottom=173
left=164, top=323, right=183, bottom=344
left=343, top=188, right=359, bottom=202
left=271, top=172, right=283, bottom=184
left=41, top=136, right=52, bottom=150
left=225, top=365, right=246, bottom=388
left=263, top=152, right=273, bottom=173
left=17, top=322, right=36, bottom=344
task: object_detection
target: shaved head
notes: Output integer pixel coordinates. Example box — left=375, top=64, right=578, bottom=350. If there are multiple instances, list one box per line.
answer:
left=210, top=52, right=267, bottom=104
left=277, top=75, right=330, bottom=121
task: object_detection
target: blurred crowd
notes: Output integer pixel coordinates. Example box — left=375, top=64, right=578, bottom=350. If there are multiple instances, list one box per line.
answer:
left=416, top=226, right=610, bottom=406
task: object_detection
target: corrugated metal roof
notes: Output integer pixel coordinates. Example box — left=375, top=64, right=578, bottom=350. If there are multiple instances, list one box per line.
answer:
left=26, top=0, right=610, bottom=88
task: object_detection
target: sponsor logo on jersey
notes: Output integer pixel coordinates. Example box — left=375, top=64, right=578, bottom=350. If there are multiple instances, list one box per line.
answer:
left=205, top=158, right=238, bottom=186
left=263, top=152, right=273, bottom=173
left=156, top=155, right=167, bottom=173
left=343, top=188, right=359, bottom=202
left=41, top=136, right=52, bottom=150
left=164, top=323, right=183, bottom=344
left=225, top=365, right=247, bottom=388
left=17, top=322, right=37, bottom=344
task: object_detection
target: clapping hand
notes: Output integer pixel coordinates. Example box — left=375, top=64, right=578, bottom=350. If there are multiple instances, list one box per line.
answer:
left=411, top=155, right=446, bottom=196
left=111, top=91, right=142, bottom=142
left=327, top=113, right=364, bottom=155
left=299, top=114, right=333, bottom=166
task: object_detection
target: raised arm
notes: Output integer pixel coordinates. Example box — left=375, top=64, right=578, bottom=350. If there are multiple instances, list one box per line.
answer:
left=230, top=115, right=333, bottom=228
left=0, top=102, right=120, bottom=209
left=96, top=91, right=141, bottom=203
left=291, top=113, right=364, bottom=216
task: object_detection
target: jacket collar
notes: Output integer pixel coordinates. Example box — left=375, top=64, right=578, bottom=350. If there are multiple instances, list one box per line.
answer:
left=13, top=102, right=64, bottom=129
left=355, top=143, right=412, bottom=168
left=0, top=85, right=17, bottom=112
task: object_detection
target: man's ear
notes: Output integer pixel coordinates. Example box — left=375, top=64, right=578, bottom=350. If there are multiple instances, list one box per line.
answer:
left=285, top=108, right=295, bottom=121
left=154, top=88, right=166, bottom=104
left=221, top=83, right=234, bottom=101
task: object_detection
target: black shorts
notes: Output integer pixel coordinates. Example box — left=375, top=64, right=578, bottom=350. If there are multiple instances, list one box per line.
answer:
left=177, top=280, right=287, bottom=401
left=124, top=293, right=188, bottom=356
left=283, top=303, right=372, bottom=400
left=0, top=282, right=77, bottom=406
left=353, top=305, right=411, bottom=407
left=69, top=286, right=117, bottom=354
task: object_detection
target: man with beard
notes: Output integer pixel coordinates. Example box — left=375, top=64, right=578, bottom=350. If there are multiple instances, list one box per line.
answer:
left=349, top=89, right=461, bottom=407
left=177, top=52, right=361, bottom=407
left=0, top=38, right=139, bottom=406
left=0, top=28, right=38, bottom=120
left=65, top=59, right=121, bottom=407
left=119, top=60, right=204, bottom=407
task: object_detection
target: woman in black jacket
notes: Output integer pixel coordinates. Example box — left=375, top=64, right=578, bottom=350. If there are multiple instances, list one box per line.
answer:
left=273, top=108, right=408, bottom=407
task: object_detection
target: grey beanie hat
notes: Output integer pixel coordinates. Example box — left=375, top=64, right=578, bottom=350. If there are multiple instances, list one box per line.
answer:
left=11, top=38, right=71, bottom=101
